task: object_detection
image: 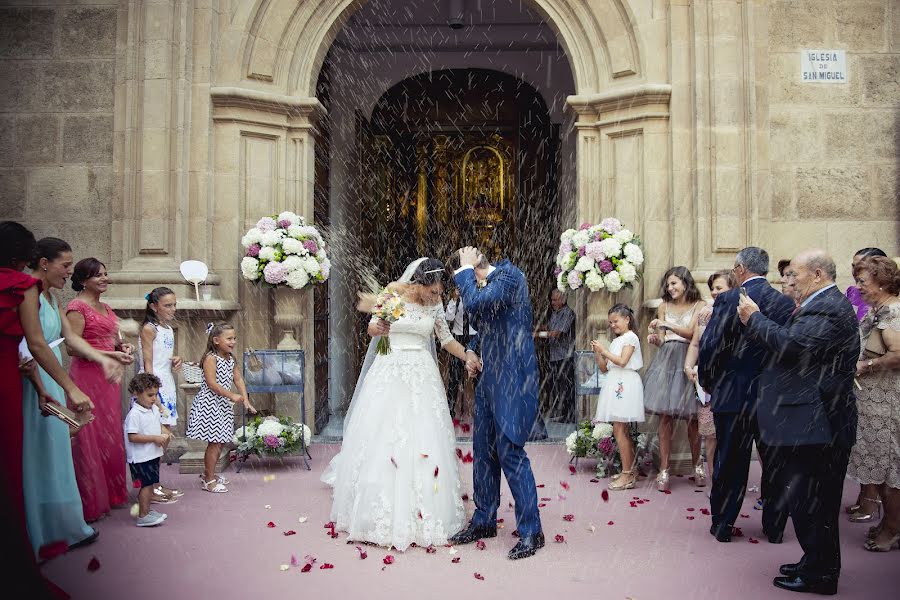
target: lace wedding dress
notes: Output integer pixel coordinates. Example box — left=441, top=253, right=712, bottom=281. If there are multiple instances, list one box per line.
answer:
left=321, top=301, right=465, bottom=550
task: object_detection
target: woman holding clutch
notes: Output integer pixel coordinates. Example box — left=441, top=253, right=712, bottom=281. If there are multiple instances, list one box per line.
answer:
left=23, top=238, right=121, bottom=558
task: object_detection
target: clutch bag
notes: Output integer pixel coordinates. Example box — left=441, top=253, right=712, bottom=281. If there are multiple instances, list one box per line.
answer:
left=44, top=403, right=91, bottom=428
left=863, top=327, right=886, bottom=359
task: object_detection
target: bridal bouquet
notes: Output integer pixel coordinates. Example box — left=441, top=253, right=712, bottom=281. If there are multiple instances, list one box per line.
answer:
left=233, top=415, right=311, bottom=457
left=240, top=212, right=330, bottom=289
left=555, top=218, right=643, bottom=293
left=371, top=288, right=405, bottom=355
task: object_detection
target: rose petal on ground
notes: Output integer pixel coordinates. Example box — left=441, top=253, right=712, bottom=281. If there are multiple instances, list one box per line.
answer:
left=749, top=538, right=760, bottom=544
left=497, top=518, right=504, bottom=523
left=629, top=502, right=637, bottom=508
left=607, top=521, right=615, bottom=525
left=538, top=503, right=546, bottom=508
left=426, top=545, right=437, bottom=554
left=265, top=504, right=271, bottom=509
left=383, top=555, right=395, bottom=565
left=355, top=547, right=368, bottom=560
left=563, top=514, right=574, bottom=522
left=536, top=484, right=545, bottom=488
left=421, top=453, right=429, bottom=458
left=663, top=490, right=672, bottom=495
left=686, top=516, right=695, bottom=520
left=298, top=516, right=308, bottom=523
left=554, top=534, right=565, bottom=543
left=558, top=494, right=567, bottom=501
left=476, top=539, right=486, bottom=550
left=320, top=563, right=334, bottom=569
left=589, top=478, right=600, bottom=483
left=732, top=527, right=744, bottom=537
left=512, top=530, right=520, bottom=537
left=300, top=564, right=312, bottom=573
left=324, top=521, right=334, bottom=528
left=434, top=466, right=439, bottom=478
left=291, top=554, right=301, bottom=567
left=568, top=465, right=577, bottom=474
left=456, top=448, right=463, bottom=459
left=560, top=480, right=570, bottom=491
left=474, top=573, right=484, bottom=581
left=463, top=452, right=473, bottom=463
left=87, top=557, right=100, bottom=572
left=461, top=423, right=471, bottom=433
left=540, top=497, right=552, bottom=501
left=601, top=490, right=609, bottom=502
left=740, top=514, right=750, bottom=518
left=461, top=493, right=469, bottom=501
left=686, top=508, right=695, bottom=512
left=283, top=530, right=297, bottom=536
left=588, top=524, right=596, bottom=532
left=448, top=547, right=458, bottom=554
left=452, top=557, right=461, bottom=563
left=390, top=457, right=398, bottom=468
left=279, top=564, right=290, bottom=571
left=267, top=521, right=276, bottom=528
left=700, top=508, right=711, bottom=515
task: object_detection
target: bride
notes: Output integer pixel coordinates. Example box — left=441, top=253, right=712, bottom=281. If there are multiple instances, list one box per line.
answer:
left=321, top=257, right=468, bottom=550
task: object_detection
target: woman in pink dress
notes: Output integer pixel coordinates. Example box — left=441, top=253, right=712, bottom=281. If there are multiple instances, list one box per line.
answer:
left=67, top=258, right=135, bottom=522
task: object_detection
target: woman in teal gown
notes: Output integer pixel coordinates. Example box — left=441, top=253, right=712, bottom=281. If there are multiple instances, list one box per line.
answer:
left=22, top=238, right=96, bottom=557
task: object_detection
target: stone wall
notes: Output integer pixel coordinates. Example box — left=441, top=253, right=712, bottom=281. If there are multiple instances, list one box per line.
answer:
left=763, top=0, right=900, bottom=284
left=0, top=1, right=117, bottom=262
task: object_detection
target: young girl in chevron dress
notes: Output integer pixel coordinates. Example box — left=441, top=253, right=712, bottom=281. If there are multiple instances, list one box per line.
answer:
left=186, top=322, right=256, bottom=493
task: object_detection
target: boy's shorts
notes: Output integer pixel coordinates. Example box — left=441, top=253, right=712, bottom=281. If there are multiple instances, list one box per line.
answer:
left=129, top=457, right=161, bottom=489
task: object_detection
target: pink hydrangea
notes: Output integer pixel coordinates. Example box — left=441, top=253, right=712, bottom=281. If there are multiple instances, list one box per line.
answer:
left=560, top=241, right=573, bottom=254
left=246, top=243, right=261, bottom=258
left=598, top=259, right=614, bottom=274
left=567, top=271, right=583, bottom=289
left=577, top=247, right=586, bottom=257
left=278, top=219, right=292, bottom=229
left=303, top=240, right=318, bottom=254
left=600, top=218, right=622, bottom=234
left=579, top=222, right=592, bottom=230
left=256, top=217, right=277, bottom=232
left=585, top=241, right=605, bottom=261
left=263, top=435, right=281, bottom=449
left=263, top=261, right=288, bottom=284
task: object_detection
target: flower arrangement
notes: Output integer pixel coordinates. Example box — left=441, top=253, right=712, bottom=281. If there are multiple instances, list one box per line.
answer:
left=565, top=419, right=650, bottom=478
left=371, top=288, right=406, bottom=355
left=240, top=212, right=330, bottom=289
left=233, top=415, right=311, bottom=457
left=555, top=218, right=644, bottom=293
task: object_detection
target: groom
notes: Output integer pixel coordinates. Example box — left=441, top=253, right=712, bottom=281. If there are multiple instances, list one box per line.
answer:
left=448, top=246, right=544, bottom=559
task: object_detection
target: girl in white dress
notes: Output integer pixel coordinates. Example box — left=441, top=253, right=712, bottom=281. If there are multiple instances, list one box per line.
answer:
left=137, top=287, right=183, bottom=501
left=591, top=303, right=643, bottom=491
left=321, top=258, right=469, bottom=551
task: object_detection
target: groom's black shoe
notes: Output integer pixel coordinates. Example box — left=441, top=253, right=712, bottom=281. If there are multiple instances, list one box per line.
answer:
left=508, top=532, right=544, bottom=560
left=448, top=522, right=497, bottom=545
left=772, top=576, right=837, bottom=595
left=779, top=562, right=805, bottom=577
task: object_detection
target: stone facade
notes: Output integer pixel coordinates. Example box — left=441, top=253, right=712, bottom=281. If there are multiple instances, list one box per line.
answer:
left=0, top=1, right=897, bottom=443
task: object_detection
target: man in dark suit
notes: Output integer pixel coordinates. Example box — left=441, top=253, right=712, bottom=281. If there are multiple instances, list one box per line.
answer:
left=738, top=249, right=859, bottom=595
left=699, top=247, right=795, bottom=543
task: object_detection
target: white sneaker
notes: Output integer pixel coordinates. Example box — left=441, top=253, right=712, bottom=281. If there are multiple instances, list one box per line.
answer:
left=136, top=512, right=166, bottom=527
left=148, top=510, right=168, bottom=521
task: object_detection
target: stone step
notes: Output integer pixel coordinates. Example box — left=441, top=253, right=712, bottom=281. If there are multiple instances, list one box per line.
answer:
left=178, top=447, right=231, bottom=474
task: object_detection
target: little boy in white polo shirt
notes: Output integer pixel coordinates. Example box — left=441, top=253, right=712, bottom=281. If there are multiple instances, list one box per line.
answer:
left=125, top=373, right=173, bottom=527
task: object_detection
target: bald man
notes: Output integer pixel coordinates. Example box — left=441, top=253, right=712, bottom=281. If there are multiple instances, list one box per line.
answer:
left=738, top=250, right=859, bottom=595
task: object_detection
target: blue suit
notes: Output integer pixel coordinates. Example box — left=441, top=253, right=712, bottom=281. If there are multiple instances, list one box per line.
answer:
left=699, top=276, right=795, bottom=537
left=455, top=260, right=542, bottom=537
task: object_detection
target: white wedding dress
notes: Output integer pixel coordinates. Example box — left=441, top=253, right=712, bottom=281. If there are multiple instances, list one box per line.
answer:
left=321, top=301, right=465, bottom=551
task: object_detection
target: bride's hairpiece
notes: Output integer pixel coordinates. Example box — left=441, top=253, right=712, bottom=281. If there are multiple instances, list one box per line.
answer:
left=424, top=268, right=443, bottom=274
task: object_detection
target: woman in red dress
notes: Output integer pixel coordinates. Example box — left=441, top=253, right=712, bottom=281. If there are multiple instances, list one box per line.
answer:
left=67, top=258, right=135, bottom=522
left=0, top=222, right=121, bottom=598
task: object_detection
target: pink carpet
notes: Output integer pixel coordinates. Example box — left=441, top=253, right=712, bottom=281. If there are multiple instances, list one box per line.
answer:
left=44, top=444, right=897, bottom=599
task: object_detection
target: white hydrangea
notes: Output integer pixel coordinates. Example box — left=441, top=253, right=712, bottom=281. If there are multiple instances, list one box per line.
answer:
left=623, top=243, right=644, bottom=266
left=618, top=261, right=637, bottom=283
left=256, top=418, right=285, bottom=438
left=604, top=271, right=623, bottom=293
left=574, top=255, right=594, bottom=272
left=241, top=228, right=263, bottom=247
left=281, top=237, right=304, bottom=255
left=300, top=256, right=320, bottom=276
left=287, top=224, right=304, bottom=239
left=233, top=424, right=256, bottom=444
left=277, top=211, right=301, bottom=226
left=282, top=255, right=303, bottom=272
left=560, top=228, right=577, bottom=242
left=585, top=269, right=605, bottom=292
left=258, top=246, right=277, bottom=262
left=613, top=228, right=634, bottom=244
left=557, top=252, right=577, bottom=270
left=556, top=272, right=567, bottom=292
left=598, top=238, right=622, bottom=259
left=286, top=269, right=310, bottom=290
left=565, top=430, right=578, bottom=453
left=241, top=257, right=260, bottom=280
left=316, top=249, right=328, bottom=261
left=572, top=230, right=590, bottom=248
left=592, top=422, right=614, bottom=439
left=260, top=229, right=284, bottom=247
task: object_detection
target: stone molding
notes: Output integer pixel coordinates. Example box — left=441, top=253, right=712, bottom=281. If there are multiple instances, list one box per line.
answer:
left=210, top=86, right=325, bottom=126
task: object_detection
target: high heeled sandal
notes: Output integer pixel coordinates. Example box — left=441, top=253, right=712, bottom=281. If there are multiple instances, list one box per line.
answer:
left=656, top=469, right=670, bottom=492
left=693, top=463, right=707, bottom=487
left=848, top=497, right=882, bottom=523
left=609, top=470, right=636, bottom=491
left=864, top=530, right=900, bottom=552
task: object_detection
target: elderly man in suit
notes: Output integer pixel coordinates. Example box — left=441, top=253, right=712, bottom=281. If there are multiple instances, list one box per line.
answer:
left=738, top=249, right=859, bottom=595
left=699, top=247, right=795, bottom=543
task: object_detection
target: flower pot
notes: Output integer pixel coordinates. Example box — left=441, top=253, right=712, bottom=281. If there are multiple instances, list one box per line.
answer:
left=273, top=286, right=304, bottom=350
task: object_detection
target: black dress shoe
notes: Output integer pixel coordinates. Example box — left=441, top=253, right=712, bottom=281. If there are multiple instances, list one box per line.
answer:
left=508, top=532, right=544, bottom=560
left=772, top=576, right=837, bottom=595
left=709, top=524, right=731, bottom=542
left=68, top=529, right=99, bottom=550
left=448, top=522, right=497, bottom=545
left=779, top=562, right=803, bottom=577
left=767, top=532, right=784, bottom=544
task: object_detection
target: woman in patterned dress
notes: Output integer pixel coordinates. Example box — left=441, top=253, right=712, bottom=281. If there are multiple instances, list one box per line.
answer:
left=847, top=256, right=900, bottom=551
left=66, top=258, right=136, bottom=522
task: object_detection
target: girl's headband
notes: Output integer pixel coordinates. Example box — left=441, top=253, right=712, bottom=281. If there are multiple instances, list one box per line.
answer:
left=206, top=322, right=214, bottom=334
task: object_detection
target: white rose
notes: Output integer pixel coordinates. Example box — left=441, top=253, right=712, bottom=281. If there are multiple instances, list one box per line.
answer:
left=241, top=257, right=260, bottom=280
left=286, top=269, right=309, bottom=290
left=604, top=271, right=623, bottom=293
left=623, top=243, right=644, bottom=266
left=241, top=228, right=263, bottom=247
left=560, top=229, right=577, bottom=242
left=598, top=238, right=622, bottom=259
left=585, top=269, right=605, bottom=292
left=572, top=230, right=590, bottom=248
left=281, top=237, right=304, bottom=255
left=574, top=255, right=594, bottom=272
left=260, top=229, right=284, bottom=247
left=613, top=228, right=634, bottom=244
left=618, top=261, right=637, bottom=283
left=258, top=246, right=277, bottom=262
